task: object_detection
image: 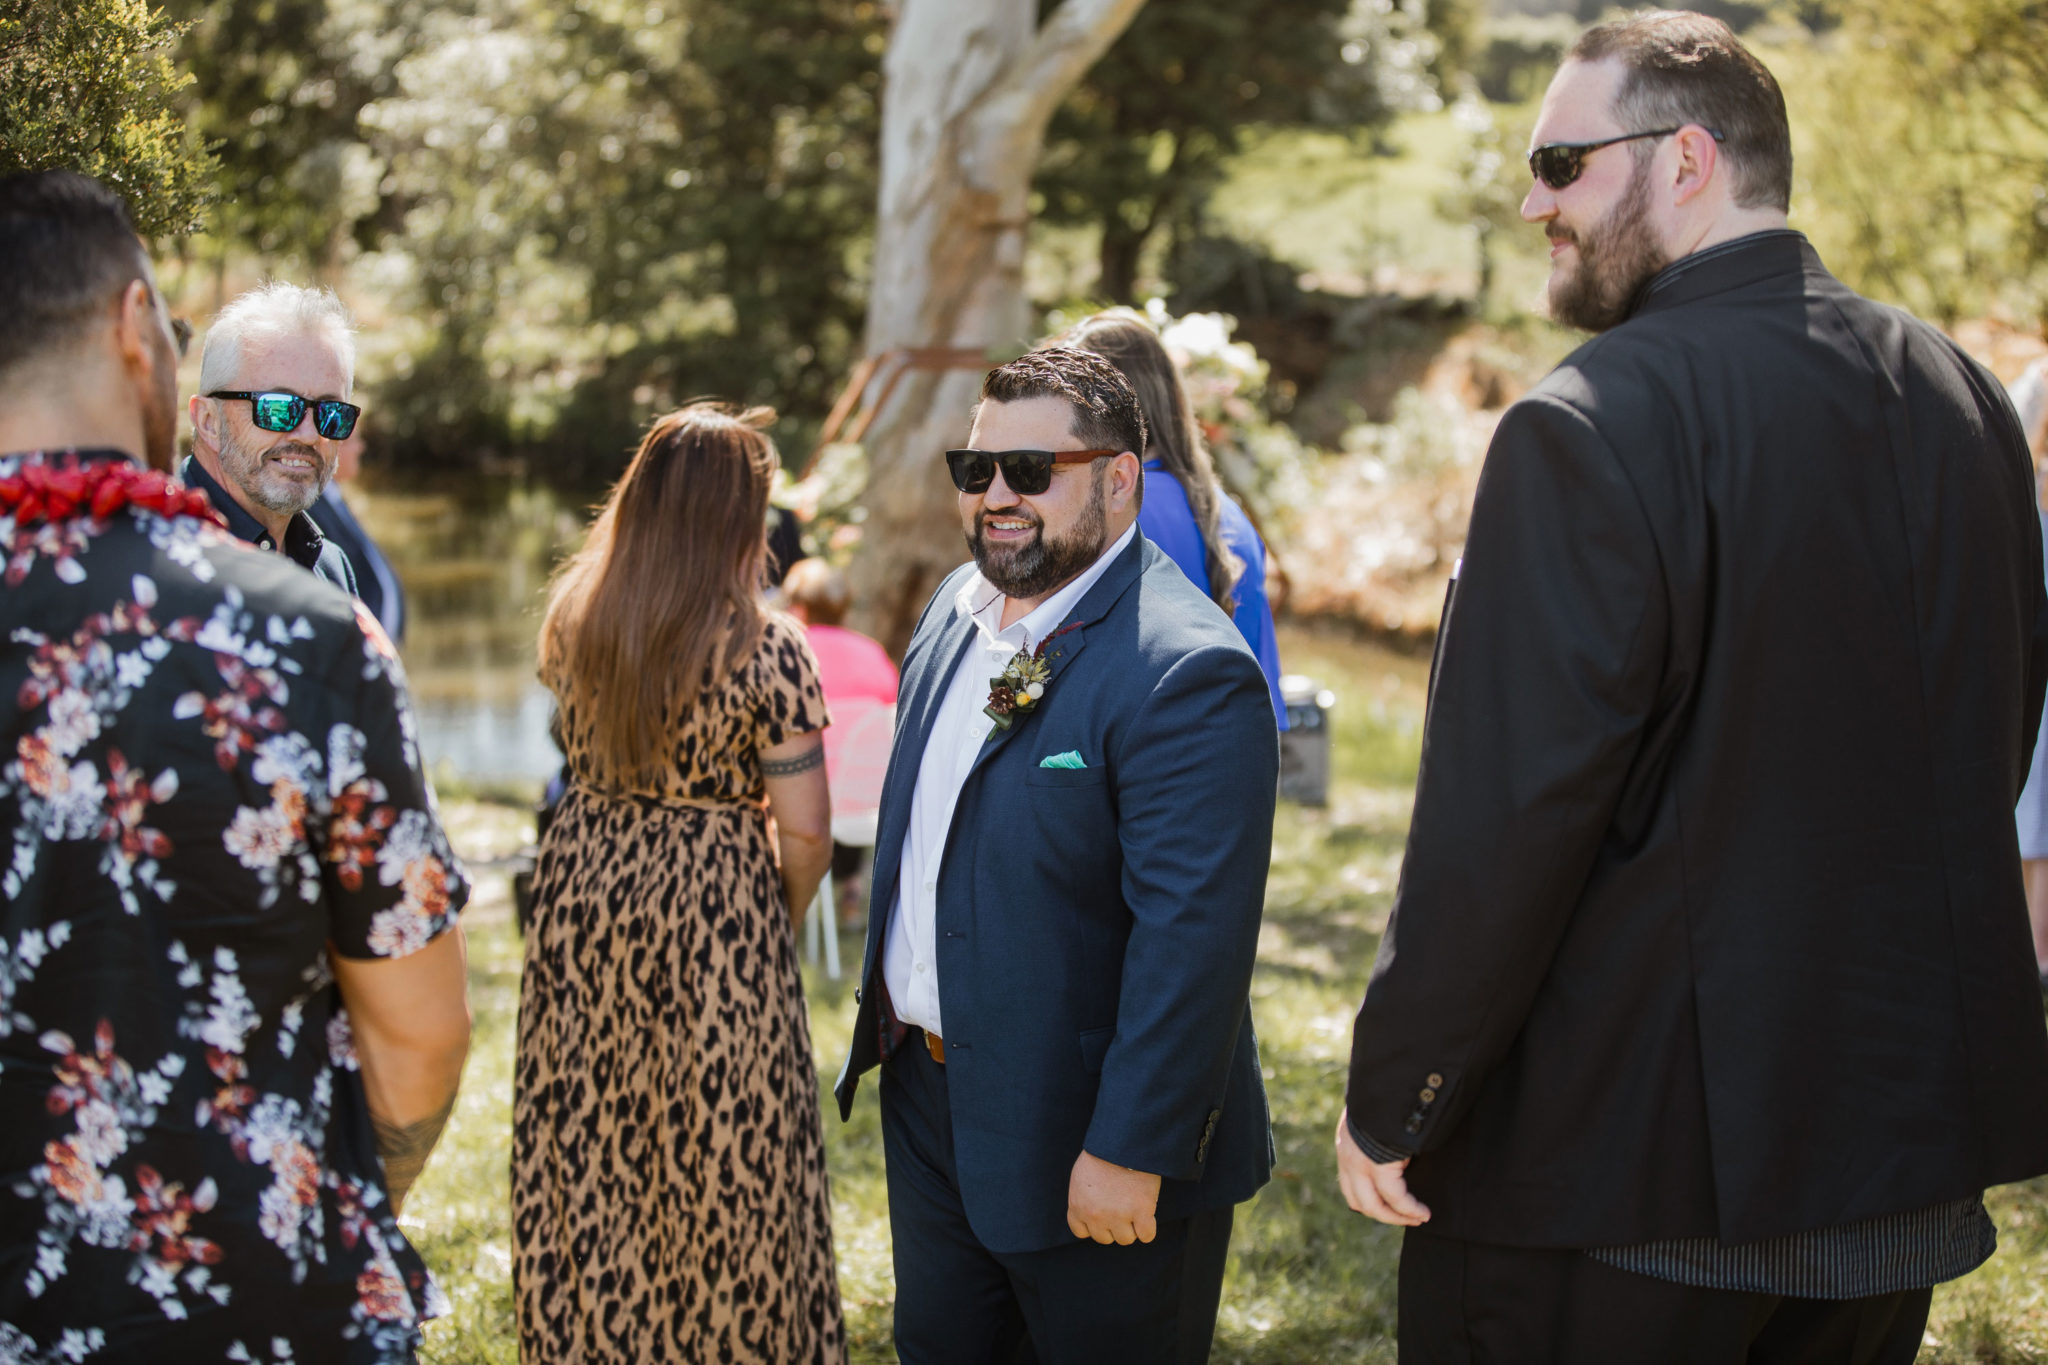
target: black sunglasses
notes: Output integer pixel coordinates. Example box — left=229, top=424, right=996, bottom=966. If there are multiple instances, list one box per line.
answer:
left=1527, top=126, right=1724, bottom=191
left=207, top=390, right=362, bottom=440
left=945, top=447, right=1117, bottom=496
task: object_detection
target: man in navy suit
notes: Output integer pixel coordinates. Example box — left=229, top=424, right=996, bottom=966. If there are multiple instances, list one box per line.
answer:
left=835, top=348, right=1278, bottom=1363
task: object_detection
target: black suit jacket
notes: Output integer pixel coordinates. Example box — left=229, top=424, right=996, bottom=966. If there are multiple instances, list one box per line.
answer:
left=307, top=485, right=405, bottom=644
left=1346, top=232, right=2048, bottom=1248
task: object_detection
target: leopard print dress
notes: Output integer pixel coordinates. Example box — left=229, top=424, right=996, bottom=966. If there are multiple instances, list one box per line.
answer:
left=514, top=614, right=845, bottom=1363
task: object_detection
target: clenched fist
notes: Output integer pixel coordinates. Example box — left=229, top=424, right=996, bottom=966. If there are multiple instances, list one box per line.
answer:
left=1066, top=1150, right=1162, bottom=1245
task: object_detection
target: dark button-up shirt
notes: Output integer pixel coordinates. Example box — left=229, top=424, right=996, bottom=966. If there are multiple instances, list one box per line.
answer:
left=1, top=449, right=466, bottom=1359
left=180, top=454, right=359, bottom=597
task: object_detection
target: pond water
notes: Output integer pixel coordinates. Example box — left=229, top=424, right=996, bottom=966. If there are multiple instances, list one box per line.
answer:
left=349, top=475, right=591, bottom=794
left=348, top=472, right=1427, bottom=801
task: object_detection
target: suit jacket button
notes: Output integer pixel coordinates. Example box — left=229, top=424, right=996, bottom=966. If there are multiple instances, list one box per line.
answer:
left=1427, top=1073, right=1444, bottom=1088
left=1419, top=1088, right=1436, bottom=1103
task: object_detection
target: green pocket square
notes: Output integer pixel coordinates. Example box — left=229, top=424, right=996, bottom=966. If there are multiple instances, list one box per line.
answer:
left=1039, top=750, right=1087, bottom=770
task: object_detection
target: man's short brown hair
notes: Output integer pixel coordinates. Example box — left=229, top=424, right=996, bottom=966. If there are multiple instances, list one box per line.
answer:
left=1571, top=10, right=1792, bottom=212
left=980, top=348, right=1148, bottom=465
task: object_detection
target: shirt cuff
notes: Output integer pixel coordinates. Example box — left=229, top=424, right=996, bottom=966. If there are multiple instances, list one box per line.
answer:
left=1348, top=1113, right=1415, bottom=1165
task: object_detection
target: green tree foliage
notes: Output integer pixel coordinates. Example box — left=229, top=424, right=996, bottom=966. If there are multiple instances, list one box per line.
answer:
left=161, top=0, right=416, bottom=269
left=1034, top=0, right=1469, bottom=303
left=163, top=0, right=884, bottom=476
left=0, top=0, right=218, bottom=237
left=1780, top=0, right=2048, bottom=327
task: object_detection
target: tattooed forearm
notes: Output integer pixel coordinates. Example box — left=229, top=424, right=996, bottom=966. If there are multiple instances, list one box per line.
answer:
left=761, top=743, right=825, bottom=777
left=373, top=1096, right=456, bottom=1214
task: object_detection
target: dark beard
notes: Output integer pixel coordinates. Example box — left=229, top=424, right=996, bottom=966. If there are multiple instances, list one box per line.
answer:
left=969, top=468, right=1110, bottom=599
left=1548, top=163, right=1669, bottom=333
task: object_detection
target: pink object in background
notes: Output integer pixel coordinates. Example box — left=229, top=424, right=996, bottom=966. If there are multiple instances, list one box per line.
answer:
left=805, top=622, right=900, bottom=787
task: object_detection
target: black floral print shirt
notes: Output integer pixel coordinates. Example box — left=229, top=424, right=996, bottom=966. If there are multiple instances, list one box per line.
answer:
left=0, top=450, right=468, bottom=1364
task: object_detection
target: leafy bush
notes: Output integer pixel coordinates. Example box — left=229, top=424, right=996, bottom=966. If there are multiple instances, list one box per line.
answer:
left=0, top=0, right=217, bottom=237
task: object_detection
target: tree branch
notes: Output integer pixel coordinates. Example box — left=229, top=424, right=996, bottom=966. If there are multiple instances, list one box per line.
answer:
left=979, top=0, right=1147, bottom=152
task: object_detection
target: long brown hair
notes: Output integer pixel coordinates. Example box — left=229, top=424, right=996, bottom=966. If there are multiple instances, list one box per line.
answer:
left=539, top=401, right=779, bottom=791
left=1064, top=310, right=1243, bottom=610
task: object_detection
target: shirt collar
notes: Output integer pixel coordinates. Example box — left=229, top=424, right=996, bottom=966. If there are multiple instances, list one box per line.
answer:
left=1628, top=228, right=1809, bottom=319
left=955, top=521, right=1138, bottom=651
left=180, top=454, right=329, bottom=570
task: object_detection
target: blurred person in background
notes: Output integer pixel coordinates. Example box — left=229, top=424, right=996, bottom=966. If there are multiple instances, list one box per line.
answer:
left=309, top=423, right=407, bottom=645
left=184, top=282, right=363, bottom=596
left=782, top=556, right=899, bottom=925
left=781, top=557, right=899, bottom=718
left=768, top=502, right=805, bottom=586
left=1065, top=308, right=1288, bottom=729
left=515, top=403, right=844, bottom=1363
left=0, top=169, right=470, bottom=1363
left=2009, top=354, right=2048, bottom=989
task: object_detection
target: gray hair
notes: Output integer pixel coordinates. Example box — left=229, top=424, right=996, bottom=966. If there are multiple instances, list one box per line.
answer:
left=198, top=282, right=358, bottom=396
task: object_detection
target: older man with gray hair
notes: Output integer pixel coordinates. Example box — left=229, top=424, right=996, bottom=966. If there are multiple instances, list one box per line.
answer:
left=183, top=281, right=363, bottom=594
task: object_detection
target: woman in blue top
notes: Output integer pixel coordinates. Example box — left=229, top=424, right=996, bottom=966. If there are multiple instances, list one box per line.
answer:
left=1067, top=309, right=1287, bottom=728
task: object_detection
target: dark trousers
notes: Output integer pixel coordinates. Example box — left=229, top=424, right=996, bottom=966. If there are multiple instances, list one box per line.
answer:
left=880, top=1037, right=1234, bottom=1365
left=1398, top=1228, right=1933, bottom=1365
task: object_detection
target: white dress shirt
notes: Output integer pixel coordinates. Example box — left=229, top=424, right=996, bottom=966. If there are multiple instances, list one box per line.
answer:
left=882, top=523, right=1137, bottom=1036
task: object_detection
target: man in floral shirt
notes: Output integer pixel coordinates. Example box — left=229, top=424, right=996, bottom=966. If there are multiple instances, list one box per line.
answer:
left=0, top=173, right=472, bottom=1364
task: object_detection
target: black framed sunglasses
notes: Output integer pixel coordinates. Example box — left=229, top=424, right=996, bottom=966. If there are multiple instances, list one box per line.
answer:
left=945, top=447, right=1117, bottom=496
left=1527, top=126, right=1724, bottom=191
left=207, top=390, right=362, bottom=440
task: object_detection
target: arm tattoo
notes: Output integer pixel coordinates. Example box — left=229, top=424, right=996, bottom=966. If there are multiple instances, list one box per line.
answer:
left=761, top=743, right=825, bottom=777
left=373, top=1096, right=456, bottom=1215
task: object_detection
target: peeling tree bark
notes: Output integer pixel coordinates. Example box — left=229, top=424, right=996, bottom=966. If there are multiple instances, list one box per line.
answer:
left=846, top=0, right=1146, bottom=656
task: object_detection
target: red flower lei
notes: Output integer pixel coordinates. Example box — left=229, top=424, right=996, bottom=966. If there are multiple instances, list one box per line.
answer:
left=0, top=451, right=224, bottom=529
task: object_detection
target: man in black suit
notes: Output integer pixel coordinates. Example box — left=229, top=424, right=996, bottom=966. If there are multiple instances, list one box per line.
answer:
left=1338, top=12, right=2048, bottom=1362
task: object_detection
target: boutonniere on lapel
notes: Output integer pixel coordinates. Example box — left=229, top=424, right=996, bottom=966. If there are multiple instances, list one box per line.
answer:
left=985, top=622, right=1082, bottom=734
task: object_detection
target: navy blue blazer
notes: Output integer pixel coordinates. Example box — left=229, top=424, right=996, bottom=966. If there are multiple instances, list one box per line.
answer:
left=834, top=532, right=1278, bottom=1254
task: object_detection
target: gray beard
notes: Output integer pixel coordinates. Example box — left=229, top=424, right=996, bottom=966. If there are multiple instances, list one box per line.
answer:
left=217, top=433, right=329, bottom=516
left=1548, top=164, right=1670, bottom=333
left=969, top=468, right=1111, bottom=600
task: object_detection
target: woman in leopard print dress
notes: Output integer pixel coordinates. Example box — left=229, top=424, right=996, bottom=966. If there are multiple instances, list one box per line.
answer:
left=514, top=403, right=844, bottom=1362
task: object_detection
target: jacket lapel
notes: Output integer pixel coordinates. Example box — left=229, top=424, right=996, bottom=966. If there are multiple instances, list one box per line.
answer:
left=861, top=604, right=977, bottom=969
left=962, top=531, right=1147, bottom=783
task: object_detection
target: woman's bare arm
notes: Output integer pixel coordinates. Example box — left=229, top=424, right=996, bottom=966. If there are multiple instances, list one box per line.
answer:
left=761, top=730, right=832, bottom=924
left=331, top=928, right=472, bottom=1214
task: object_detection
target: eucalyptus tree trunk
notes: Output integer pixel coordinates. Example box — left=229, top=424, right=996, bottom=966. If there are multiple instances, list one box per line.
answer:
left=846, top=0, right=1145, bottom=656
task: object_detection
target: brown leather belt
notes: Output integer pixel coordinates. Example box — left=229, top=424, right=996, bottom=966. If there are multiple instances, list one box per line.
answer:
left=923, top=1029, right=946, bottom=1065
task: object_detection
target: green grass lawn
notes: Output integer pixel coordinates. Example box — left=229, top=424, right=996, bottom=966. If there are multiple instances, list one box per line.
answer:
left=405, top=626, right=2048, bottom=1363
